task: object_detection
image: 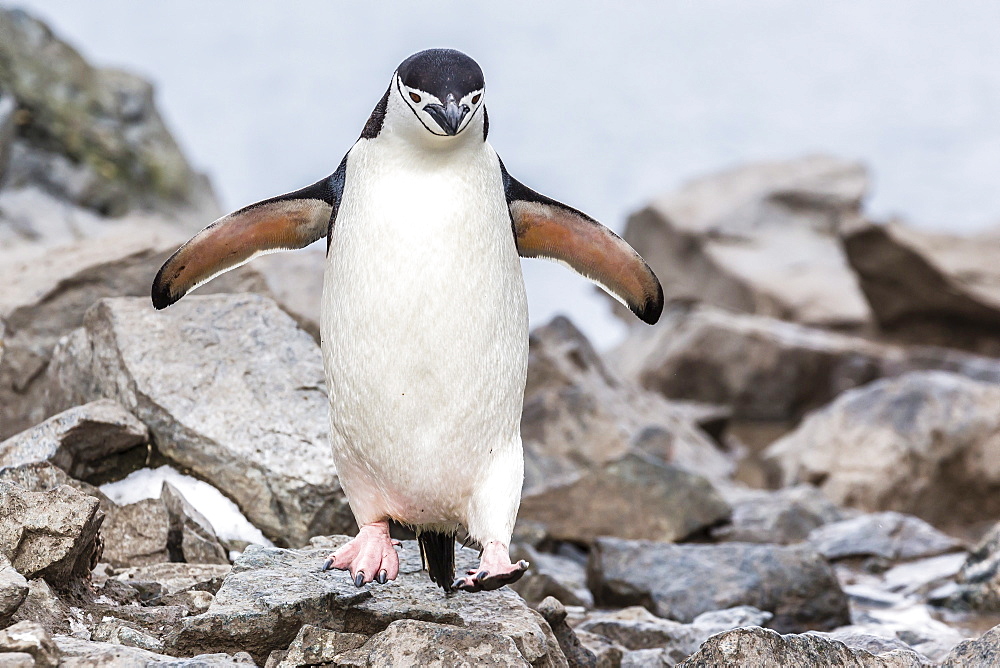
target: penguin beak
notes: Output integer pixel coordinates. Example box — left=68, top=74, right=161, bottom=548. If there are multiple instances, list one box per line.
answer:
left=425, top=94, right=469, bottom=136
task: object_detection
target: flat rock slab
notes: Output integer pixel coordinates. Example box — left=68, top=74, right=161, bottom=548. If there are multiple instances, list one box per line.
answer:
left=0, top=481, right=103, bottom=582
left=0, top=399, right=148, bottom=482
left=55, top=635, right=254, bottom=667
left=766, top=371, right=1000, bottom=529
left=45, top=294, right=352, bottom=547
left=164, top=536, right=565, bottom=666
left=588, top=537, right=849, bottom=633
left=808, top=512, right=963, bottom=562
left=622, top=155, right=873, bottom=330
left=678, top=626, right=929, bottom=667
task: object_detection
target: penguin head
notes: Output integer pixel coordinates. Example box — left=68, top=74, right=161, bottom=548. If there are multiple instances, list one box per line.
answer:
left=390, top=49, right=486, bottom=141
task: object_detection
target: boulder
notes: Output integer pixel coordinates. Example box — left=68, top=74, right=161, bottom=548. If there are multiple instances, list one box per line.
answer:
left=0, top=555, right=27, bottom=627
left=535, top=597, right=597, bottom=668
left=274, top=625, right=368, bottom=667
left=0, top=481, right=103, bottom=583
left=808, top=512, right=963, bottom=562
left=766, top=372, right=1000, bottom=529
left=942, top=623, right=1000, bottom=667
left=55, top=635, right=254, bottom=667
left=520, top=317, right=732, bottom=543
left=678, top=626, right=928, bottom=667
left=163, top=536, right=566, bottom=665
left=712, top=485, right=844, bottom=544
left=45, top=294, right=351, bottom=547
left=612, top=304, right=1000, bottom=422
left=251, top=249, right=324, bottom=343
left=844, top=220, right=1000, bottom=355
left=587, top=537, right=850, bottom=632
left=0, top=621, right=59, bottom=668
left=159, top=482, right=229, bottom=565
left=621, top=155, right=872, bottom=330
left=0, top=227, right=265, bottom=439
left=511, top=545, right=593, bottom=609
left=0, top=400, right=148, bottom=482
left=8, top=578, right=77, bottom=636
left=0, top=7, right=216, bottom=217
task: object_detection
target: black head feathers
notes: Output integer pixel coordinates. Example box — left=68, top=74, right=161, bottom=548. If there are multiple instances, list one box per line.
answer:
left=397, top=49, right=485, bottom=101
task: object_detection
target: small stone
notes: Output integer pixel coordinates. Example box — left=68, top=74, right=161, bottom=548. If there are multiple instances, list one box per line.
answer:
left=808, top=512, right=963, bottom=562
left=276, top=625, right=367, bottom=667
left=0, top=621, right=60, bottom=668
left=0, top=554, right=28, bottom=625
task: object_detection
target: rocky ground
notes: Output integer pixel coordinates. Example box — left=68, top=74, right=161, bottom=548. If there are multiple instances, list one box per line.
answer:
left=4, top=6, right=1000, bottom=667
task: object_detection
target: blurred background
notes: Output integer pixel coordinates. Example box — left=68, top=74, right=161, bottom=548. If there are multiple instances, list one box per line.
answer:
left=11, top=0, right=1000, bottom=348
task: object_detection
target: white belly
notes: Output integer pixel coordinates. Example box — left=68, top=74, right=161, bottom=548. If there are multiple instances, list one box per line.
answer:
left=320, top=140, right=528, bottom=529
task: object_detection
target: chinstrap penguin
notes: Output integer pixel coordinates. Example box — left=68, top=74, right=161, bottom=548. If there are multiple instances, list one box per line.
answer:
left=151, top=48, right=663, bottom=593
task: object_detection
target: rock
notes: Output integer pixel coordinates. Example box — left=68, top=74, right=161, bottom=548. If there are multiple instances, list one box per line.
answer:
left=939, top=521, right=1000, bottom=612
left=0, top=227, right=265, bottom=439
left=882, top=553, right=967, bottom=598
left=0, top=621, right=59, bottom=668
left=766, top=372, right=1000, bottom=529
left=159, top=482, right=229, bottom=565
left=112, top=562, right=231, bottom=598
left=612, top=304, right=1000, bottom=422
left=0, top=7, right=216, bottom=216
left=536, top=597, right=597, bottom=668
left=678, top=626, right=928, bottom=667
left=0, top=85, right=15, bottom=183
left=520, top=317, right=732, bottom=543
left=587, top=538, right=849, bottom=632
left=690, top=606, right=774, bottom=636
left=844, top=220, right=1000, bottom=355
left=808, top=512, right=963, bottom=562
left=251, top=249, right=324, bottom=343
left=0, top=481, right=103, bottom=582
left=0, top=554, right=28, bottom=626
left=712, top=485, right=844, bottom=544
left=8, top=578, right=77, bottom=636
left=0, top=653, right=34, bottom=667
left=621, top=155, right=872, bottom=330
left=0, top=400, right=148, bottom=482
left=573, top=630, right=624, bottom=668
left=518, top=451, right=730, bottom=544
left=334, top=619, right=533, bottom=667
left=942, top=623, right=1000, bottom=667
left=45, top=294, right=351, bottom=547
left=275, top=625, right=367, bottom=667
left=55, top=635, right=254, bottom=666
left=511, top=545, right=594, bottom=608
left=576, top=606, right=700, bottom=653
left=163, top=536, right=566, bottom=665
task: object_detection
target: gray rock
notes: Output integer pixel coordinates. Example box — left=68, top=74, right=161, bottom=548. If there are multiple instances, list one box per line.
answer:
left=808, top=512, right=963, bottom=562
left=275, top=625, right=367, bottom=667
left=536, top=597, right=597, bottom=668
left=163, top=536, right=566, bottom=666
left=612, top=304, right=1000, bottom=423
left=335, top=619, right=532, bottom=667
left=55, top=635, right=254, bottom=666
left=0, top=621, right=59, bottom=668
left=0, top=554, right=28, bottom=626
left=882, top=553, right=967, bottom=598
left=160, top=482, right=229, bottom=565
left=0, top=400, right=148, bottom=482
left=511, top=545, right=594, bottom=608
left=577, top=606, right=700, bottom=654
left=766, top=372, right=1000, bottom=529
left=573, top=630, right=624, bottom=668
left=588, top=538, right=850, bottom=632
left=621, top=155, right=873, bottom=330
left=8, top=578, right=78, bottom=636
left=0, top=226, right=264, bottom=439
left=0, top=653, right=34, bottom=667
left=252, top=249, right=324, bottom=343
left=112, top=562, right=231, bottom=598
left=45, top=294, right=351, bottom=547
left=678, top=626, right=928, bottom=667
left=519, top=451, right=729, bottom=544
left=940, top=521, right=1000, bottom=612
left=0, top=481, right=103, bottom=582
left=99, top=497, right=171, bottom=567
left=844, top=220, right=1000, bottom=356
left=942, top=623, right=1000, bottom=667
left=690, top=606, right=774, bottom=636
left=819, top=628, right=932, bottom=662
left=0, top=7, right=216, bottom=217
left=0, top=85, right=15, bottom=184
left=712, top=485, right=844, bottom=544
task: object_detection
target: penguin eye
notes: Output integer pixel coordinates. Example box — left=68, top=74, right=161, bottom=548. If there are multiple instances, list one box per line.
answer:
left=409, top=92, right=421, bottom=103
left=471, top=93, right=481, bottom=105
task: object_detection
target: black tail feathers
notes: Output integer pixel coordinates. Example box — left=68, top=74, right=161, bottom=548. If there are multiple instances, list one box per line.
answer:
left=418, top=530, right=456, bottom=591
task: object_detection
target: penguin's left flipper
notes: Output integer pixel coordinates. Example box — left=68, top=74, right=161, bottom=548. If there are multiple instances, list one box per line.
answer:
left=151, top=160, right=346, bottom=309
left=503, top=164, right=664, bottom=325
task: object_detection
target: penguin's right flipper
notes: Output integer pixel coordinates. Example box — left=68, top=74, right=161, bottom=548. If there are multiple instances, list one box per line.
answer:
left=151, top=158, right=346, bottom=309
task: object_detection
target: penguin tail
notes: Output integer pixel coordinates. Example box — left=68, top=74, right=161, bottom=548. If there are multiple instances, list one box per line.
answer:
left=418, top=529, right=456, bottom=591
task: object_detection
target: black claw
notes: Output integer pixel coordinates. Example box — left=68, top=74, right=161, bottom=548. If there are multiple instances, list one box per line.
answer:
left=355, top=572, right=365, bottom=588
left=475, top=570, right=489, bottom=580
left=377, top=569, right=388, bottom=584
left=322, top=557, right=334, bottom=571
left=518, top=560, right=529, bottom=570
left=452, top=578, right=465, bottom=590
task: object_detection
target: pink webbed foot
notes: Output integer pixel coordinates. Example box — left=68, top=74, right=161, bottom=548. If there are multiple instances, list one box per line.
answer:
left=322, top=521, right=401, bottom=587
left=452, top=541, right=529, bottom=593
